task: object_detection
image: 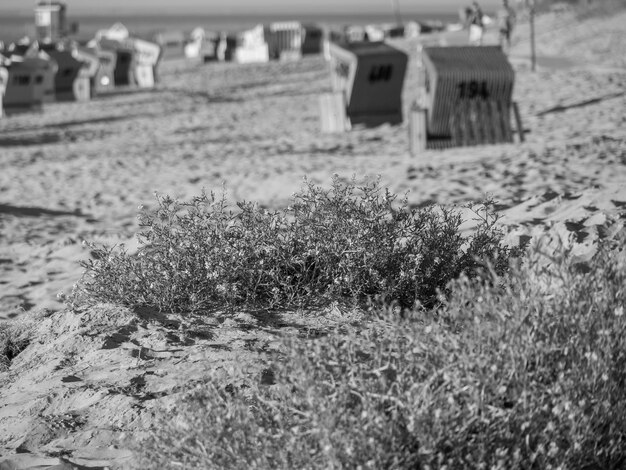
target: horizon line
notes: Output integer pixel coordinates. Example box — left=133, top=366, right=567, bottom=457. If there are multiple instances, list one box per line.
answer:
left=0, top=7, right=463, bottom=17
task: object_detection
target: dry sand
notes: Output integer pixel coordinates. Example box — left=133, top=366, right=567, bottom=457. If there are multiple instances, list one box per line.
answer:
left=0, top=8, right=625, bottom=468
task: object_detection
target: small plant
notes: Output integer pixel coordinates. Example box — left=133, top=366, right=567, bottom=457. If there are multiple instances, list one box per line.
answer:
left=133, top=234, right=626, bottom=469
left=71, top=177, right=517, bottom=313
left=0, top=322, right=31, bottom=372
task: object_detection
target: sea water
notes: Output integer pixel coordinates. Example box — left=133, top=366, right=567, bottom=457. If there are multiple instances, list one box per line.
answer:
left=0, top=12, right=460, bottom=44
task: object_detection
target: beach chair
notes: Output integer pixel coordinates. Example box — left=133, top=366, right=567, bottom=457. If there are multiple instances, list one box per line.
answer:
left=409, top=45, right=524, bottom=153
left=40, top=42, right=87, bottom=101
left=153, top=30, right=186, bottom=60
left=74, top=46, right=100, bottom=100
left=265, top=22, right=303, bottom=61
left=99, top=38, right=135, bottom=87
left=234, top=25, right=270, bottom=64
left=89, top=47, right=115, bottom=95
left=2, top=44, right=55, bottom=113
left=0, top=64, right=8, bottom=118
left=301, top=24, right=324, bottom=55
left=320, top=41, right=408, bottom=132
left=6, top=41, right=57, bottom=105
left=133, top=38, right=161, bottom=88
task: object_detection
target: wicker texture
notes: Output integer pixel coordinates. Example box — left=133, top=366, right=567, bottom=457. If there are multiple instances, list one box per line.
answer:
left=422, top=46, right=515, bottom=139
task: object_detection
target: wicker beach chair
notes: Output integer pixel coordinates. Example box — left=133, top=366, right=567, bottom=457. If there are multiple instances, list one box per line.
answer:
left=410, top=45, right=524, bottom=153
left=320, top=40, right=408, bottom=132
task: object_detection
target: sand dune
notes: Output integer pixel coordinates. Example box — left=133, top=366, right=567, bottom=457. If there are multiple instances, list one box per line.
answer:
left=0, top=8, right=625, bottom=468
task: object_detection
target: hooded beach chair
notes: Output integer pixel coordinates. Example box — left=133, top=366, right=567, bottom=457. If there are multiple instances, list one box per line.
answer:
left=2, top=43, right=56, bottom=112
left=6, top=41, right=57, bottom=105
left=86, top=44, right=116, bottom=95
left=409, top=45, right=524, bottom=153
left=96, top=24, right=136, bottom=87
left=301, top=24, right=324, bottom=55
left=74, top=46, right=100, bottom=100
left=153, top=30, right=185, bottom=60
left=265, top=22, right=303, bottom=61
left=234, top=25, right=269, bottom=64
left=40, top=42, right=87, bottom=101
left=132, top=38, right=161, bottom=88
left=320, top=40, right=408, bottom=132
left=98, top=38, right=135, bottom=87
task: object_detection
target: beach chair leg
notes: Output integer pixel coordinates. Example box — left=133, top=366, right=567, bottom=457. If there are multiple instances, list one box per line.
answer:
left=474, top=100, right=489, bottom=145
left=320, top=92, right=349, bottom=133
left=481, top=100, right=496, bottom=144
left=512, top=101, right=525, bottom=143
left=409, top=104, right=427, bottom=156
left=457, top=101, right=472, bottom=147
left=490, top=100, right=504, bottom=143
left=468, top=101, right=481, bottom=146
left=449, top=110, right=461, bottom=147
left=500, top=101, right=514, bottom=143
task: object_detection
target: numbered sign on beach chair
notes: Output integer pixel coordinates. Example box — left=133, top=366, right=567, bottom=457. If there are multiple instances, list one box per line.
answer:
left=410, top=46, right=522, bottom=152
left=321, top=41, right=408, bottom=132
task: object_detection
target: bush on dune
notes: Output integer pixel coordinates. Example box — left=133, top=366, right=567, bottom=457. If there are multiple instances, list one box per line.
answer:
left=134, top=236, right=626, bottom=469
left=71, top=177, right=516, bottom=313
left=0, top=316, right=34, bottom=372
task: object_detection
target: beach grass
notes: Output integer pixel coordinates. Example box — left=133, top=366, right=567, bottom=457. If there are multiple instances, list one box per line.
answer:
left=66, top=177, right=626, bottom=469
left=0, top=318, right=32, bottom=372
left=133, top=232, right=626, bottom=469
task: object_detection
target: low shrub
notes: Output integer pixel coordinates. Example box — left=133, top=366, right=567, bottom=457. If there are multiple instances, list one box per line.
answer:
left=134, top=235, right=626, bottom=469
left=71, top=177, right=517, bottom=313
left=0, top=321, right=32, bottom=372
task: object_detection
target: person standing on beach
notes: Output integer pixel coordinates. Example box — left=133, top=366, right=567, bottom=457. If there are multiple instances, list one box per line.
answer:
left=497, top=0, right=517, bottom=52
left=467, top=1, right=485, bottom=45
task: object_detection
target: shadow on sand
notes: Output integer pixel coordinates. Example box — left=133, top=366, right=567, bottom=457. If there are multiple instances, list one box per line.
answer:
left=0, top=204, right=87, bottom=218
left=536, top=91, right=625, bottom=116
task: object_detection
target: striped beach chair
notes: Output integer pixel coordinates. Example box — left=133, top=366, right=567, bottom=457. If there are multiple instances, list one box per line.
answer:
left=410, top=46, right=522, bottom=152
left=266, top=22, right=303, bottom=61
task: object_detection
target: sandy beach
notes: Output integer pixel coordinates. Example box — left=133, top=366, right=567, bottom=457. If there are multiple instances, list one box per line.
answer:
left=1, top=9, right=625, bottom=320
left=0, top=6, right=625, bottom=468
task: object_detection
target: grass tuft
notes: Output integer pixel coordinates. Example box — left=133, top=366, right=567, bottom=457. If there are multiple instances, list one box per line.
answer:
left=0, top=321, right=32, bottom=372
left=133, top=234, right=626, bottom=469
